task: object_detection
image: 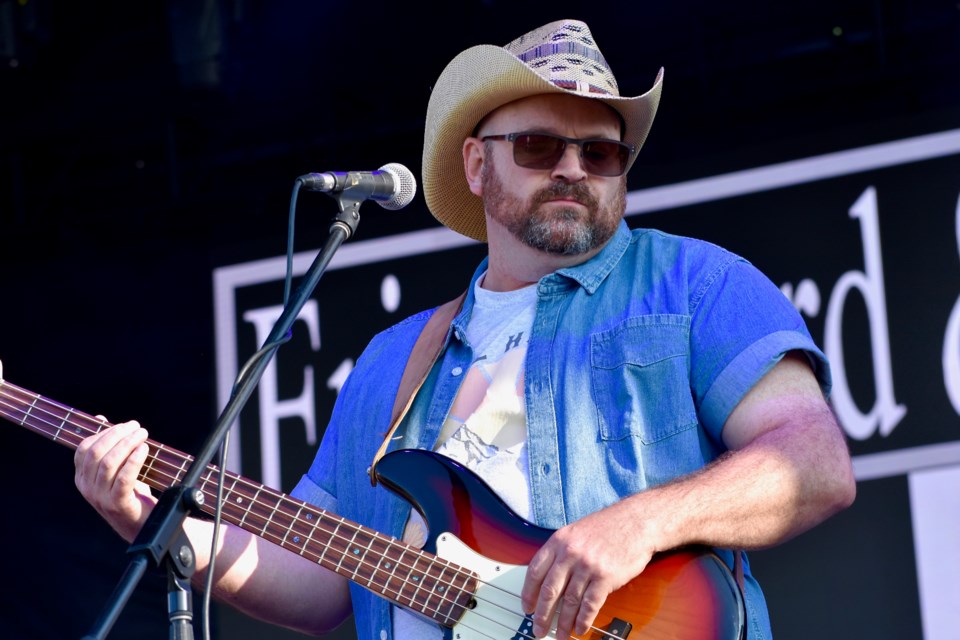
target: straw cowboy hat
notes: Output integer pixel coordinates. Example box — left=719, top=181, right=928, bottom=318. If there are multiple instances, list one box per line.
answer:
left=422, top=18, right=664, bottom=242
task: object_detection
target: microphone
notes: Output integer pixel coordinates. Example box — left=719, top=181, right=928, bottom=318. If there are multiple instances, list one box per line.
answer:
left=297, top=163, right=417, bottom=210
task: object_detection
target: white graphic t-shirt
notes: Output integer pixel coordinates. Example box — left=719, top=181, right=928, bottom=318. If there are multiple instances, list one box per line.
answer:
left=394, top=274, right=538, bottom=637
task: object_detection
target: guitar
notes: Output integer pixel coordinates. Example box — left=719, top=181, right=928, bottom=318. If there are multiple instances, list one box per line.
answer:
left=0, top=365, right=745, bottom=640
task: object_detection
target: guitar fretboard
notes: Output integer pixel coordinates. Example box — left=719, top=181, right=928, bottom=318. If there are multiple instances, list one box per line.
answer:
left=0, top=379, right=477, bottom=627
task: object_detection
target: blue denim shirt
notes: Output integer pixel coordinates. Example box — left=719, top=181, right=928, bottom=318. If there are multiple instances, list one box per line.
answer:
left=292, top=220, right=830, bottom=640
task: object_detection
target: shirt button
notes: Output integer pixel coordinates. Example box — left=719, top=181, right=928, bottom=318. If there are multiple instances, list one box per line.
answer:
left=380, top=630, right=387, bottom=640
left=451, top=366, right=464, bottom=377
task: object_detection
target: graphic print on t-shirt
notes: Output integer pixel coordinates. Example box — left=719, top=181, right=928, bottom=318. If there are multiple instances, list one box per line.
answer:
left=437, top=281, right=537, bottom=518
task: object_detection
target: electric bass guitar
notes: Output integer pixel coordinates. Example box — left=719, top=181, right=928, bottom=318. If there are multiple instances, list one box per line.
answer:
left=0, top=364, right=745, bottom=639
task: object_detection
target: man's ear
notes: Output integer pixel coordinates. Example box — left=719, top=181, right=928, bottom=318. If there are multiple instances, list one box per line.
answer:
left=463, top=137, right=484, bottom=197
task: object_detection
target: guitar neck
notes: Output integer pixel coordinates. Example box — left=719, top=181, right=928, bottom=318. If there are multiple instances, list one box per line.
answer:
left=0, top=379, right=476, bottom=627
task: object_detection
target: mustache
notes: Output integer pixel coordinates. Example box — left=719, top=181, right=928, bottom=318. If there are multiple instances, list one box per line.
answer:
left=532, top=182, right=598, bottom=209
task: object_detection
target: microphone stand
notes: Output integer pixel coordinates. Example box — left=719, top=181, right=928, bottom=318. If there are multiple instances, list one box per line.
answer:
left=82, top=194, right=366, bottom=639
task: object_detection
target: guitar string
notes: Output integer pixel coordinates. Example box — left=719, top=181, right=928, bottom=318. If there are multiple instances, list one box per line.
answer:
left=0, top=389, right=516, bottom=635
left=0, top=388, right=476, bottom=627
left=0, top=384, right=626, bottom=640
left=0, top=385, right=626, bottom=640
left=0, top=391, right=606, bottom=640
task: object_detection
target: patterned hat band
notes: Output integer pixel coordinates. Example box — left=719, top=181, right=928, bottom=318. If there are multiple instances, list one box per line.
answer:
left=515, top=40, right=618, bottom=96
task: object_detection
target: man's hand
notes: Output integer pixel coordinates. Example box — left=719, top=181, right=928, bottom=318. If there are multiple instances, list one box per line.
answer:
left=520, top=499, right=657, bottom=639
left=519, top=352, right=856, bottom=639
left=74, top=419, right=156, bottom=542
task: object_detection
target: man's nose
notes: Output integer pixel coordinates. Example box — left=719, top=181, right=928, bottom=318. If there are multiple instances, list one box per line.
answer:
left=550, top=142, right=588, bottom=181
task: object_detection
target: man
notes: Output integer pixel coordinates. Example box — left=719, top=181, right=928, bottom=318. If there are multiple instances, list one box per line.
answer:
left=75, top=19, right=856, bottom=640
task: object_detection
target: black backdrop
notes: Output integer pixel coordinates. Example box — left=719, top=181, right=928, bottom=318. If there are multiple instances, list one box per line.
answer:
left=2, top=2, right=959, bottom=639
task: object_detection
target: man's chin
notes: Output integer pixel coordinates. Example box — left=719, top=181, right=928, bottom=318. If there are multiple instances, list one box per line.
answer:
left=522, top=225, right=594, bottom=255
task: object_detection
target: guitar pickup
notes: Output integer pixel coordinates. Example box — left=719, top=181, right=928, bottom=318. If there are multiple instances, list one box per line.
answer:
left=510, top=614, right=633, bottom=639
left=604, top=617, right=632, bottom=638
left=511, top=614, right=534, bottom=640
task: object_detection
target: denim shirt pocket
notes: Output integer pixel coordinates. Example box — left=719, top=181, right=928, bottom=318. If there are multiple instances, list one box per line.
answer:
left=590, top=314, right=698, bottom=444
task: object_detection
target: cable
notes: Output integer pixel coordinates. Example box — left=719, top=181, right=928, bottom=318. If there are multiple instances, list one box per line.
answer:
left=198, top=177, right=304, bottom=640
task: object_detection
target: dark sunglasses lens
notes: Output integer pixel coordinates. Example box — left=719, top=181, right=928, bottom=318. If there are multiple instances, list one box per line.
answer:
left=511, top=134, right=629, bottom=176
left=512, top=134, right=566, bottom=169
left=582, top=140, right=630, bottom=176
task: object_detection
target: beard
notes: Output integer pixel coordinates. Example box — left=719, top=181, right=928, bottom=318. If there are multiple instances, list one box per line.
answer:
left=481, top=153, right=627, bottom=255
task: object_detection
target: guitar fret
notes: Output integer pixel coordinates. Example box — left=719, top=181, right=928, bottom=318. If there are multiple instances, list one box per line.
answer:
left=348, top=532, right=374, bottom=578
left=240, top=486, right=263, bottom=529
left=192, top=467, right=214, bottom=514
left=334, top=526, right=363, bottom=574
left=142, top=447, right=159, bottom=480
left=299, top=510, right=320, bottom=559
left=265, top=494, right=301, bottom=552
left=200, top=467, right=233, bottom=514
left=197, top=468, right=215, bottom=500
left=272, top=507, right=293, bottom=545
left=444, top=569, right=467, bottom=623
left=352, top=532, right=378, bottom=584
left=280, top=504, right=305, bottom=551
left=384, top=545, right=413, bottom=604
left=248, top=486, right=265, bottom=528
left=20, top=396, right=38, bottom=428
left=227, top=483, right=246, bottom=525
left=424, top=562, right=455, bottom=624
left=167, top=445, right=189, bottom=484
left=413, top=554, right=461, bottom=618
left=368, top=537, right=399, bottom=594
left=64, top=409, right=81, bottom=439
left=217, top=476, right=244, bottom=524
left=407, top=555, right=432, bottom=609
left=45, top=402, right=75, bottom=443
left=317, top=517, right=345, bottom=568
left=53, top=407, right=70, bottom=442
left=391, top=547, right=419, bottom=608
left=257, top=488, right=285, bottom=546
left=192, top=460, right=250, bottom=525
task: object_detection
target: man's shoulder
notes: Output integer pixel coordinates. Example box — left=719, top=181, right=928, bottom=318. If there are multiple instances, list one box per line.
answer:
left=629, top=226, right=736, bottom=254
left=626, top=226, right=745, bottom=271
left=380, top=307, right=436, bottom=334
left=347, top=306, right=439, bottom=383
left=366, top=307, right=435, bottom=348
left=360, top=299, right=459, bottom=356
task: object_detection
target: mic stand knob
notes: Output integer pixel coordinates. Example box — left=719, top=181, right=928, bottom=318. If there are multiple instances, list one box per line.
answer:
left=330, top=195, right=363, bottom=239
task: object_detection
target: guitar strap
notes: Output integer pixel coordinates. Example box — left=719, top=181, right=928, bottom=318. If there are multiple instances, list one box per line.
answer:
left=368, top=290, right=467, bottom=486
left=366, top=289, right=750, bottom=635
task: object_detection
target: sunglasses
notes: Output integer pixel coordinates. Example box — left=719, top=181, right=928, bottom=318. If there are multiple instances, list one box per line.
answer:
left=481, top=132, right=635, bottom=177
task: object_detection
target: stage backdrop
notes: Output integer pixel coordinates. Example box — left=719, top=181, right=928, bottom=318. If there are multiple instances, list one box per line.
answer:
left=208, top=127, right=960, bottom=639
